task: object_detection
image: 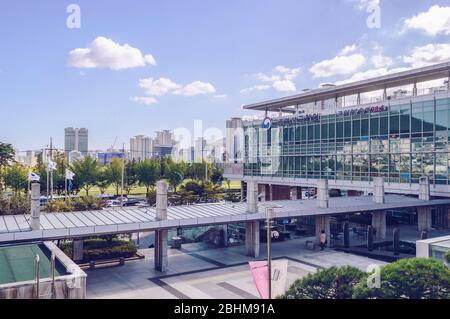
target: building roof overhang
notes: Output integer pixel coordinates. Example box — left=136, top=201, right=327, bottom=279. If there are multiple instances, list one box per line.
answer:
left=243, top=62, right=450, bottom=113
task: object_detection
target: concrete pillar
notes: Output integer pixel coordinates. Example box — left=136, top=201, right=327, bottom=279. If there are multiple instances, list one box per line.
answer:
left=417, top=207, right=432, bottom=232
left=290, top=186, right=297, bottom=200
left=383, top=87, right=388, bottom=100
left=317, top=180, right=329, bottom=209
left=373, top=177, right=385, bottom=204
left=419, top=176, right=430, bottom=201
left=240, top=181, right=245, bottom=201
left=413, top=82, right=418, bottom=97
left=372, top=211, right=386, bottom=240
left=315, top=215, right=330, bottom=244
left=155, top=180, right=168, bottom=272
left=72, top=239, right=84, bottom=262
left=357, top=92, right=361, bottom=105
left=245, top=221, right=260, bottom=257
left=30, top=183, right=41, bottom=230
left=222, top=225, right=228, bottom=247
left=268, top=184, right=273, bottom=201
left=245, top=180, right=260, bottom=257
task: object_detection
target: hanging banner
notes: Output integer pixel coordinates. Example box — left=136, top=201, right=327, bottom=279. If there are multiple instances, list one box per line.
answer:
left=249, top=259, right=289, bottom=299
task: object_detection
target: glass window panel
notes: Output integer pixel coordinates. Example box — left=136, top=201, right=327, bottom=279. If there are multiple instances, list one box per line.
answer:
left=353, top=119, right=361, bottom=137
left=361, top=119, right=369, bottom=136
left=390, top=115, right=399, bottom=135
left=380, top=117, right=388, bottom=135
left=370, top=117, right=379, bottom=136
left=423, top=112, right=434, bottom=132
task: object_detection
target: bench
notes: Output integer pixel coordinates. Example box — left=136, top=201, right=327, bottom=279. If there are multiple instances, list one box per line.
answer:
left=88, top=257, right=125, bottom=269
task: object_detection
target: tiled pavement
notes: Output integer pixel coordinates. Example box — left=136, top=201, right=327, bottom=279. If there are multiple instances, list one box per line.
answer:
left=86, top=238, right=386, bottom=299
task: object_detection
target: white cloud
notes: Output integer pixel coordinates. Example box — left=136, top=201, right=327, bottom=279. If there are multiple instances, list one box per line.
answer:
left=173, top=81, right=216, bottom=96
left=275, top=65, right=301, bottom=81
left=240, top=84, right=271, bottom=94
left=69, top=36, right=156, bottom=70
left=371, top=54, right=393, bottom=68
left=404, top=5, right=450, bottom=36
left=139, top=78, right=180, bottom=96
left=340, top=44, right=358, bottom=55
left=272, top=80, right=297, bottom=92
left=402, top=43, right=450, bottom=68
left=335, top=67, right=410, bottom=85
left=129, top=96, right=158, bottom=105
left=245, top=65, right=301, bottom=93
left=309, top=54, right=366, bottom=78
left=256, top=73, right=281, bottom=82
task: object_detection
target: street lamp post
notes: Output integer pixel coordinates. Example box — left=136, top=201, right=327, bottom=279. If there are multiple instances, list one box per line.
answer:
left=265, top=206, right=274, bottom=299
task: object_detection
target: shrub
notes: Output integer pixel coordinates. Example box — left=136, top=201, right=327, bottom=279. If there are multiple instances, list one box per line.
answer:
left=0, top=195, right=30, bottom=215
left=280, top=266, right=364, bottom=299
left=445, top=251, right=450, bottom=265
left=46, top=196, right=106, bottom=213
left=353, top=258, right=450, bottom=299
left=46, top=199, right=74, bottom=213
left=60, top=236, right=137, bottom=262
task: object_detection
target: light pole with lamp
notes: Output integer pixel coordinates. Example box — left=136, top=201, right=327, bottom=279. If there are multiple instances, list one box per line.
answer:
left=262, top=203, right=283, bottom=299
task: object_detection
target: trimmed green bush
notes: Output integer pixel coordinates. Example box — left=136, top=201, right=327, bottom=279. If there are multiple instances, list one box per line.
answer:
left=0, top=195, right=30, bottom=215
left=280, top=266, right=364, bottom=299
left=353, top=258, right=450, bottom=299
left=46, top=196, right=106, bottom=213
left=444, top=251, right=450, bottom=265
left=60, top=236, right=137, bottom=262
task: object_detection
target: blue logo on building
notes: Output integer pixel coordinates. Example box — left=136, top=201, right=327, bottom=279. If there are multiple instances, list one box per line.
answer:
left=262, top=117, right=272, bottom=130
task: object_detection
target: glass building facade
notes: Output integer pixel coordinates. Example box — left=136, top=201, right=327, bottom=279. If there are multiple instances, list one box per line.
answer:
left=243, top=97, right=450, bottom=185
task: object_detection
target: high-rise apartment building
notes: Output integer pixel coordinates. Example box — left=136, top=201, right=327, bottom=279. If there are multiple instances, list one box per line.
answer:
left=129, top=135, right=154, bottom=162
left=64, top=127, right=88, bottom=156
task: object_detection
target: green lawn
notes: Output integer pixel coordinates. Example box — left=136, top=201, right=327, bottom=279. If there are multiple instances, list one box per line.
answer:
left=75, top=179, right=242, bottom=197
left=4, top=179, right=243, bottom=197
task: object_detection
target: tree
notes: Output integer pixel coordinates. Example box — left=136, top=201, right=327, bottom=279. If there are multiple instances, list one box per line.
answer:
left=210, top=165, right=224, bottom=185
left=124, top=160, right=137, bottom=195
left=96, top=167, right=111, bottom=195
left=105, top=158, right=122, bottom=196
left=165, top=161, right=186, bottom=193
left=71, top=156, right=100, bottom=196
left=2, top=163, right=28, bottom=195
left=281, top=266, right=364, bottom=299
left=353, top=258, right=450, bottom=299
left=0, top=142, right=15, bottom=168
left=135, top=159, right=160, bottom=197
left=0, top=142, right=15, bottom=193
left=52, top=152, right=69, bottom=195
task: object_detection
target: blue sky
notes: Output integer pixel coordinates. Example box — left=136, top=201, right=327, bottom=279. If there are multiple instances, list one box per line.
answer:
left=1, top=0, right=450, bottom=151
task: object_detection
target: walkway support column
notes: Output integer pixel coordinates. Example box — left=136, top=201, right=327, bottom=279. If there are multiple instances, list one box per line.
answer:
left=418, top=207, right=432, bottom=232
left=315, top=215, right=330, bottom=244
left=373, top=177, right=385, bottom=204
left=317, top=180, right=329, bottom=209
left=418, top=176, right=432, bottom=232
left=155, top=180, right=168, bottom=272
left=290, top=186, right=298, bottom=200
left=72, top=239, right=84, bottom=262
left=372, top=211, right=386, bottom=240
left=371, top=178, right=386, bottom=240
left=30, top=183, right=41, bottom=230
left=246, top=180, right=260, bottom=258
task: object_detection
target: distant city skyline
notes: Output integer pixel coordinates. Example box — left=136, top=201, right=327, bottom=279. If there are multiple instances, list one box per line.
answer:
left=1, top=1, right=450, bottom=151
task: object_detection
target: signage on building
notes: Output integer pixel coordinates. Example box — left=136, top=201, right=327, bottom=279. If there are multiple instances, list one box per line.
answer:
left=336, top=105, right=388, bottom=117
left=262, top=117, right=272, bottom=130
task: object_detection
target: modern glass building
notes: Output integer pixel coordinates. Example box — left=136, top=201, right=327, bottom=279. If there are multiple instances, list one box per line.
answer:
left=243, top=96, right=450, bottom=185
left=225, top=62, right=450, bottom=198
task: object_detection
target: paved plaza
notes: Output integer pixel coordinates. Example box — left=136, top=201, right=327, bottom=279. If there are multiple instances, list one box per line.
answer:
left=86, top=238, right=386, bottom=299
